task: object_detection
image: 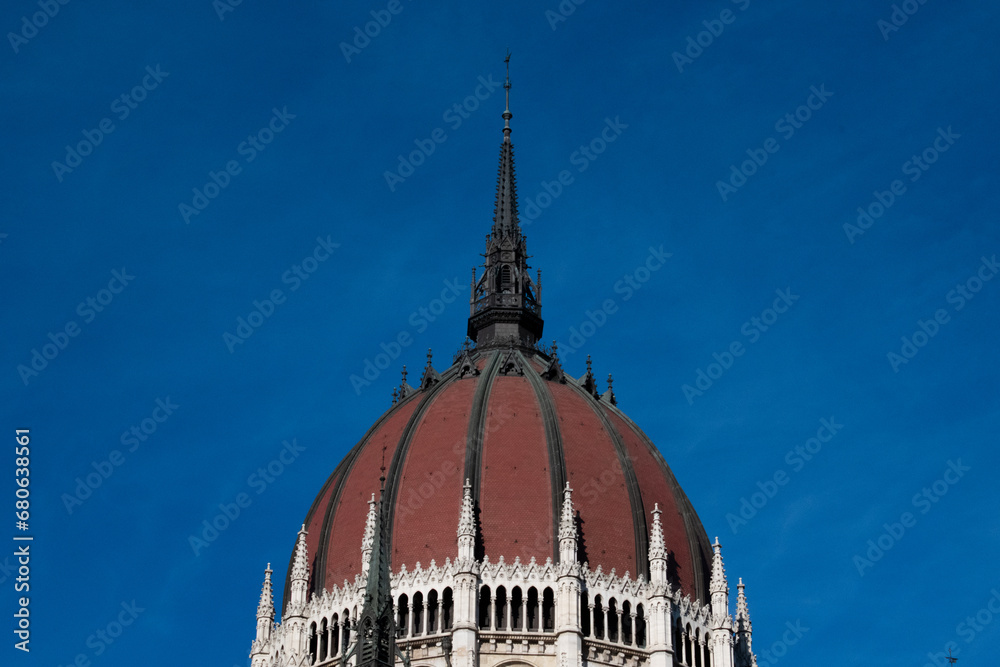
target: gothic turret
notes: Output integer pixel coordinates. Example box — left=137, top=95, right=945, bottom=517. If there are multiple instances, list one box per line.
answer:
left=710, top=538, right=735, bottom=667
left=734, top=579, right=756, bottom=667
left=251, top=563, right=275, bottom=667
left=467, top=54, right=543, bottom=348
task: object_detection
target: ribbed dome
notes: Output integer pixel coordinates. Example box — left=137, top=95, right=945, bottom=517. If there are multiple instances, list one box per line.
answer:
left=286, top=346, right=713, bottom=609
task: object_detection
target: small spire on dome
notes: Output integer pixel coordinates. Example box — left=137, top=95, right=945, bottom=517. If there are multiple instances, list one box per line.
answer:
left=602, top=373, right=618, bottom=406
left=256, top=562, right=275, bottom=619
left=710, top=537, right=728, bottom=594
left=458, top=478, right=475, bottom=537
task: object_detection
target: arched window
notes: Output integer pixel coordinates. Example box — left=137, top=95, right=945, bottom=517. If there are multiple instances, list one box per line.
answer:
left=635, top=604, right=646, bottom=648
left=622, top=601, right=632, bottom=645
left=694, top=628, right=701, bottom=667
left=581, top=591, right=591, bottom=637
left=593, top=595, right=605, bottom=640
left=495, top=586, right=508, bottom=630
left=332, top=614, right=340, bottom=656
left=309, top=622, right=318, bottom=665
left=608, top=598, right=619, bottom=642
left=685, top=624, right=693, bottom=667
left=511, top=587, right=523, bottom=630
left=479, top=586, right=492, bottom=629
left=320, top=618, right=329, bottom=660
left=527, top=587, right=539, bottom=631
left=443, top=588, right=454, bottom=630
left=542, top=588, right=555, bottom=632
left=342, top=610, right=351, bottom=655
left=413, top=592, right=424, bottom=636
left=704, top=633, right=712, bottom=667
left=427, top=590, right=439, bottom=634
left=398, top=594, right=410, bottom=638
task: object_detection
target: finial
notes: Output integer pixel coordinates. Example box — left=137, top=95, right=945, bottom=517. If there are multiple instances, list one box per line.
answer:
left=426, top=348, right=433, bottom=369
left=586, top=354, right=592, bottom=373
left=401, top=364, right=408, bottom=386
left=552, top=340, right=558, bottom=357
left=502, top=50, right=513, bottom=142
left=391, top=386, right=398, bottom=405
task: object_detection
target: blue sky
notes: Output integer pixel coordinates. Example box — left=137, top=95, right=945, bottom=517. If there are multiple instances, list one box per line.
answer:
left=2, top=0, right=998, bottom=665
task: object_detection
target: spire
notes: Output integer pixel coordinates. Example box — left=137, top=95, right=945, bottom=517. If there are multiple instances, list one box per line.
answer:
left=361, top=493, right=377, bottom=577
left=257, top=563, right=274, bottom=618
left=601, top=373, right=618, bottom=406
left=558, top=482, right=577, bottom=563
left=648, top=503, right=668, bottom=585
left=495, top=50, right=515, bottom=230
left=734, top=579, right=756, bottom=667
left=710, top=537, right=731, bottom=623
left=288, top=525, right=309, bottom=612
left=353, top=483, right=398, bottom=667
left=467, top=53, right=543, bottom=349
left=252, top=563, right=276, bottom=657
left=457, top=478, right=476, bottom=562
left=502, top=50, right=512, bottom=143
left=735, top=579, right=752, bottom=631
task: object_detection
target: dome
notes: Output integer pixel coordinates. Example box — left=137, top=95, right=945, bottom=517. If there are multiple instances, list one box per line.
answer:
left=287, top=346, right=714, bottom=607
left=254, top=59, right=762, bottom=667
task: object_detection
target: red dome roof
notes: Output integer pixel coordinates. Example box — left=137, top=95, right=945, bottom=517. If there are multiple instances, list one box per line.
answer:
left=288, top=347, right=713, bottom=606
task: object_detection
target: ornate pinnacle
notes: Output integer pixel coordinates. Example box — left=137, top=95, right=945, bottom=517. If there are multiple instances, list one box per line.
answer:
left=361, top=493, right=377, bottom=574
left=736, top=578, right=753, bottom=632
left=426, top=348, right=433, bottom=370
left=291, top=524, right=309, bottom=582
left=649, top=503, right=666, bottom=561
left=710, top=536, right=728, bottom=593
left=458, top=478, right=475, bottom=537
left=558, top=482, right=575, bottom=541
left=256, top=563, right=274, bottom=619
